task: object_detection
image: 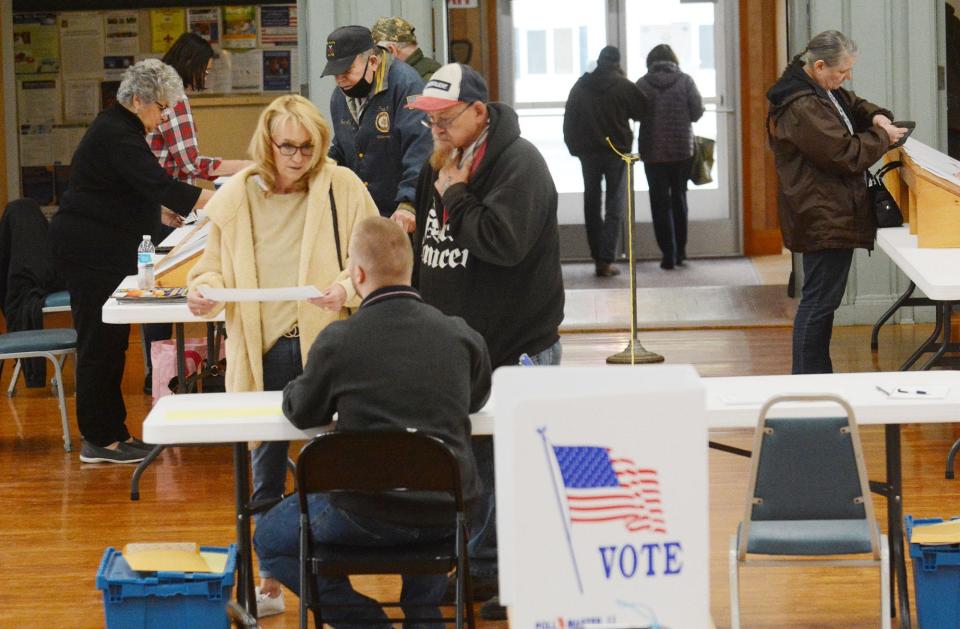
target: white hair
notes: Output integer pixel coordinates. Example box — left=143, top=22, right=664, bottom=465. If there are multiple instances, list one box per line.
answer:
left=801, top=30, right=859, bottom=67
left=116, top=58, right=184, bottom=107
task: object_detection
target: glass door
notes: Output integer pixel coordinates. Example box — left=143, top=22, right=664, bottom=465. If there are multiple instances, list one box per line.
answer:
left=501, top=0, right=740, bottom=259
left=624, top=0, right=738, bottom=256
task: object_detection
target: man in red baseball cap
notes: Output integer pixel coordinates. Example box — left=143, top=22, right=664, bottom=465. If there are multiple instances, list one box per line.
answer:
left=408, top=62, right=565, bottom=621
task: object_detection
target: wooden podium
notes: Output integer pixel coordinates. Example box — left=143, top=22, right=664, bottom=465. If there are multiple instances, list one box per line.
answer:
left=886, top=142, right=960, bottom=247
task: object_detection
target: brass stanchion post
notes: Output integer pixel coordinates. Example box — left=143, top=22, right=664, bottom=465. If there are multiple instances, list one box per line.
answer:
left=603, top=137, right=664, bottom=365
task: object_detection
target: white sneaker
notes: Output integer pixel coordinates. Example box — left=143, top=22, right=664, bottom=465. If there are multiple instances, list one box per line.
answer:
left=255, top=586, right=286, bottom=617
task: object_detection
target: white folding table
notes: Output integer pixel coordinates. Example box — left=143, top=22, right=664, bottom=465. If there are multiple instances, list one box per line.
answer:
left=873, top=227, right=960, bottom=369
left=144, top=370, right=960, bottom=624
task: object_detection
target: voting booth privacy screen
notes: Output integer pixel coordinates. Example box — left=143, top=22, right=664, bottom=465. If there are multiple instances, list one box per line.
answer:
left=494, top=365, right=710, bottom=628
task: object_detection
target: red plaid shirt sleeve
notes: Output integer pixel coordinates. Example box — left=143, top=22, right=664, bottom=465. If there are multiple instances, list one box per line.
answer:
left=148, top=97, right=222, bottom=184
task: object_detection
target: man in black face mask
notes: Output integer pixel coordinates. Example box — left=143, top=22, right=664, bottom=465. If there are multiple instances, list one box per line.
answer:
left=323, top=25, right=433, bottom=233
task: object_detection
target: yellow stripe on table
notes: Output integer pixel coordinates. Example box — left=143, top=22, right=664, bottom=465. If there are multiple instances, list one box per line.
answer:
left=167, top=406, right=282, bottom=421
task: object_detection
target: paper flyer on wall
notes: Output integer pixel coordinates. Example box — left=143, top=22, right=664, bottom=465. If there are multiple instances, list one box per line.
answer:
left=230, top=50, right=262, bottom=90
left=262, top=49, right=292, bottom=91
left=13, top=13, right=59, bottom=74
left=63, top=79, right=100, bottom=123
left=59, top=12, right=104, bottom=78
left=17, top=76, right=62, bottom=125
left=151, top=8, right=186, bottom=53
left=19, top=125, right=53, bottom=167
left=205, top=48, right=232, bottom=93
left=51, top=125, right=87, bottom=165
left=103, top=55, right=135, bottom=81
left=223, top=6, right=258, bottom=49
left=259, top=5, right=298, bottom=47
left=187, top=8, right=221, bottom=45
left=104, top=11, right=140, bottom=56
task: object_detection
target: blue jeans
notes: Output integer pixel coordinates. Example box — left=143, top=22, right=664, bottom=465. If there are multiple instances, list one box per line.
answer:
left=792, top=249, right=853, bottom=374
left=580, top=153, right=627, bottom=264
left=254, top=492, right=451, bottom=628
left=254, top=336, right=303, bottom=577
left=469, top=339, right=563, bottom=578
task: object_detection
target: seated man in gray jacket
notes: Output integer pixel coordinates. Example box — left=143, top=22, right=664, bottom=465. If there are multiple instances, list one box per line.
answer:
left=254, top=216, right=491, bottom=626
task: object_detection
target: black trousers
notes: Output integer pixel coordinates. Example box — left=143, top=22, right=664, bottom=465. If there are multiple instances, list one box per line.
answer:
left=61, top=266, right=130, bottom=446
left=644, top=159, right=692, bottom=266
left=580, top=152, right=627, bottom=264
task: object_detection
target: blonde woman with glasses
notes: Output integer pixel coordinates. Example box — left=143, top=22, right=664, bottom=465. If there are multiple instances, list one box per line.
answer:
left=187, top=94, right=378, bottom=614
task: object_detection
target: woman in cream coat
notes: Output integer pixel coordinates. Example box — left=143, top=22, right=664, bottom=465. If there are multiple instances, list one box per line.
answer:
left=187, top=94, right=378, bottom=612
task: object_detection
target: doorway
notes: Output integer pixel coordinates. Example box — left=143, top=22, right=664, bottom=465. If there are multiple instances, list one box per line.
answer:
left=498, top=0, right=741, bottom=261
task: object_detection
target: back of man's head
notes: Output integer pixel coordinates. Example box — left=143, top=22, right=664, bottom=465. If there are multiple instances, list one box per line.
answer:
left=350, top=217, right=413, bottom=290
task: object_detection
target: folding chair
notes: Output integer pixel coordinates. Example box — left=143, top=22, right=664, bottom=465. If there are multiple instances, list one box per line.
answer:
left=0, top=328, right=76, bottom=452
left=728, top=393, right=890, bottom=629
left=6, top=290, right=70, bottom=396
left=296, top=430, right=475, bottom=629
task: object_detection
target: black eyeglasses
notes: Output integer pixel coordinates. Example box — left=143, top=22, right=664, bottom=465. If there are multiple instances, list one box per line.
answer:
left=272, top=140, right=315, bottom=157
left=421, top=104, right=472, bottom=130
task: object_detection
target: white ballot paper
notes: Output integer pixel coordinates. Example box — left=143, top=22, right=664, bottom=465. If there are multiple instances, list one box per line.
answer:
left=202, top=286, right=323, bottom=302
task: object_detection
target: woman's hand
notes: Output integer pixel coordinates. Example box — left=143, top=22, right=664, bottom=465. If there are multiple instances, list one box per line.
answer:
left=161, top=207, right=184, bottom=228
left=308, top=283, right=347, bottom=311
left=882, top=124, right=908, bottom=146
left=872, top=114, right=893, bottom=128
left=187, top=289, right=218, bottom=316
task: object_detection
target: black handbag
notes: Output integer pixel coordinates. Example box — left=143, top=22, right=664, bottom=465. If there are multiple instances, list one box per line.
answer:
left=867, top=160, right=904, bottom=228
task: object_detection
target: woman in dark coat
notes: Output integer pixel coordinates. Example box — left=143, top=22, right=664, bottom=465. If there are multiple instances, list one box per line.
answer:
left=766, top=30, right=906, bottom=374
left=637, top=44, right=704, bottom=269
left=49, top=59, right=212, bottom=464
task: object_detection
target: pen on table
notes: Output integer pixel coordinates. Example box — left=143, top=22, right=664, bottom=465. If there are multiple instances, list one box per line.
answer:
left=518, top=353, right=534, bottom=366
left=898, top=388, right=927, bottom=395
left=876, top=385, right=891, bottom=396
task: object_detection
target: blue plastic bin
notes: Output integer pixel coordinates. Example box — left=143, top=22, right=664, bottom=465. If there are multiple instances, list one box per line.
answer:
left=95, top=545, right=236, bottom=629
left=906, top=516, right=960, bottom=628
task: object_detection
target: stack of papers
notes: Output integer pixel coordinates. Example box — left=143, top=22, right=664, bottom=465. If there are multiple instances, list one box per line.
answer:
left=123, top=542, right=228, bottom=573
left=910, top=520, right=960, bottom=545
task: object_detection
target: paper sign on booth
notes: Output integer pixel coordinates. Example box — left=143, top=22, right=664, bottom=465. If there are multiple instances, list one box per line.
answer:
left=494, top=365, right=710, bottom=628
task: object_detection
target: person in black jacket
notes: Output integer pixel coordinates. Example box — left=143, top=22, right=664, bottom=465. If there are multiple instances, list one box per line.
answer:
left=254, top=216, right=490, bottom=624
left=408, top=62, right=564, bottom=619
left=0, top=198, right=64, bottom=387
left=563, top=46, right=646, bottom=277
left=49, top=59, right=212, bottom=464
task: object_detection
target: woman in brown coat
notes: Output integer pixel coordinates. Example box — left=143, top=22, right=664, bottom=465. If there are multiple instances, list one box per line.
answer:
left=767, top=30, right=907, bottom=374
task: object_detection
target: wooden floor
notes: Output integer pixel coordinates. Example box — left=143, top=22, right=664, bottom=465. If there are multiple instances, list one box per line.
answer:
left=2, top=321, right=959, bottom=628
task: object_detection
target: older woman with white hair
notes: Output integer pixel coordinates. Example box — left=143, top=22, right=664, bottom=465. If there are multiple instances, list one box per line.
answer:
left=767, top=30, right=907, bottom=374
left=50, top=59, right=213, bottom=465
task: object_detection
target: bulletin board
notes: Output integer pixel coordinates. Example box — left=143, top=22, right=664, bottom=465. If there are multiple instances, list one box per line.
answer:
left=12, top=3, right=299, bottom=212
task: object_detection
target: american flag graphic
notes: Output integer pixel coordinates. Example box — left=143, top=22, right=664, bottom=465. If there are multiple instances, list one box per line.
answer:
left=260, top=6, right=298, bottom=47
left=553, top=446, right=666, bottom=534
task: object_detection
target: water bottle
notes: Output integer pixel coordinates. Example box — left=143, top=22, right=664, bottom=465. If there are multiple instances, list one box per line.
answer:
left=137, top=235, right=155, bottom=289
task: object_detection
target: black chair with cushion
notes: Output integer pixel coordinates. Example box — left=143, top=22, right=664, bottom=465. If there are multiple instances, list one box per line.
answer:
left=296, top=430, right=475, bottom=629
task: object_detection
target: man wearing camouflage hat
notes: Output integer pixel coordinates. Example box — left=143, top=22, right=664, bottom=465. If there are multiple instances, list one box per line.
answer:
left=371, top=16, right=442, bottom=80
left=323, top=25, right=432, bottom=231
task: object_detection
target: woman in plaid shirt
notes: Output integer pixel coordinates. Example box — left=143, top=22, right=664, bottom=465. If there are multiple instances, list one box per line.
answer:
left=143, top=33, right=252, bottom=395
left=149, top=33, right=252, bottom=185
